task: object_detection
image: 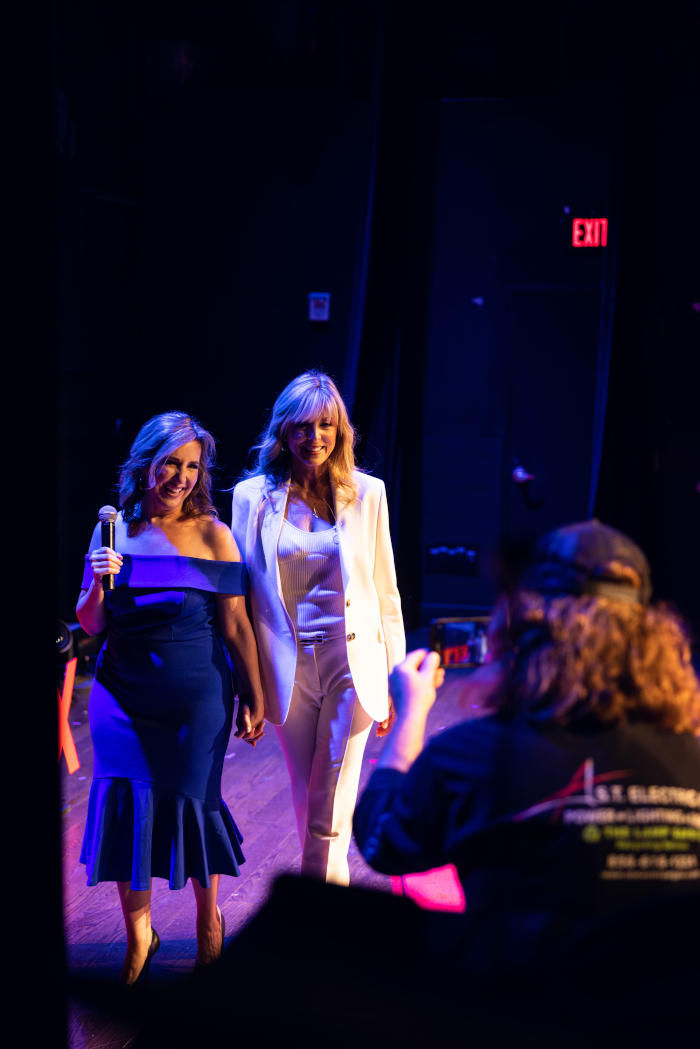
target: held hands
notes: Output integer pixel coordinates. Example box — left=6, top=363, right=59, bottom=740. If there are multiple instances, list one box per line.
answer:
left=90, top=546, right=123, bottom=582
left=235, top=696, right=266, bottom=747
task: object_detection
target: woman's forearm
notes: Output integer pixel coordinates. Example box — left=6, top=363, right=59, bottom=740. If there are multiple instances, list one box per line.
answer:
left=220, top=620, right=264, bottom=707
left=77, top=545, right=122, bottom=635
left=76, top=579, right=108, bottom=635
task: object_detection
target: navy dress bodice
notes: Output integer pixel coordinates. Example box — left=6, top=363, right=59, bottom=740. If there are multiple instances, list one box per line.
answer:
left=79, top=555, right=248, bottom=891
left=105, top=586, right=216, bottom=640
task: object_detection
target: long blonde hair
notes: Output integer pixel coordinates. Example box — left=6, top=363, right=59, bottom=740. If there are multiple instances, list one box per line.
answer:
left=247, top=370, right=360, bottom=504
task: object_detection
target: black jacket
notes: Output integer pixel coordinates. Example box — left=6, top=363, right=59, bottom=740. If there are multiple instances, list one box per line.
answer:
left=354, top=716, right=700, bottom=970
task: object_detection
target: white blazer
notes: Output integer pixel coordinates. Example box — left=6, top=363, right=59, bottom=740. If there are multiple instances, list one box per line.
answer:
left=231, top=471, right=405, bottom=725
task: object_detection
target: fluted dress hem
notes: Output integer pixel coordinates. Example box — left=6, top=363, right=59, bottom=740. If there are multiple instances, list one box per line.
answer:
left=80, top=777, right=245, bottom=891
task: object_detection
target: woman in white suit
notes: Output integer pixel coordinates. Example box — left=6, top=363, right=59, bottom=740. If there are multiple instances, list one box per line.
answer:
left=231, top=369, right=405, bottom=885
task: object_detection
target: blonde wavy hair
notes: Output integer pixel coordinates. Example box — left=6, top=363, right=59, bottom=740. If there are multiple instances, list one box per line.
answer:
left=486, top=565, right=700, bottom=735
left=246, top=369, right=360, bottom=504
left=119, top=411, right=219, bottom=537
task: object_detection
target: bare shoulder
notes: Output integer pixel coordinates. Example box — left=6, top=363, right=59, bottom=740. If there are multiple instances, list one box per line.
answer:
left=197, top=516, right=241, bottom=562
left=113, top=511, right=130, bottom=548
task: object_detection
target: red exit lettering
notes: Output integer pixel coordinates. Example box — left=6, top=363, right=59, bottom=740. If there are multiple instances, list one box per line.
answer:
left=572, top=217, right=608, bottom=247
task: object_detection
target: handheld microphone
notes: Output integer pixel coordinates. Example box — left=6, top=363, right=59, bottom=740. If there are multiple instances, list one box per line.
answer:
left=98, top=505, right=119, bottom=592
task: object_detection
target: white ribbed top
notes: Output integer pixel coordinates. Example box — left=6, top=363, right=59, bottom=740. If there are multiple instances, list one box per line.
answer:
left=278, top=519, right=345, bottom=639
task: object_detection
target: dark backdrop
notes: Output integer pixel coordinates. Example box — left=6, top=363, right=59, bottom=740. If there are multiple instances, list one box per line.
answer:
left=415, top=95, right=615, bottom=623
left=55, top=3, right=376, bottom=617
left=47, top=5, right=699, bottom=1041
left=595, top=6, right=700, bottom=628
left=55, top=1, right=700, bottom=632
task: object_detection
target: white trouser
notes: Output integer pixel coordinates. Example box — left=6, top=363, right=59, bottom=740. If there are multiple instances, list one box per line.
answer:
left=275, top=635, right=374, bottom=886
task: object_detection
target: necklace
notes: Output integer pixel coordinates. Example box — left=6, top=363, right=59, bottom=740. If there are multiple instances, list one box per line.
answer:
left=291, top=482, right=336, bottom=523
left=311, top=500, right=336, bottom=522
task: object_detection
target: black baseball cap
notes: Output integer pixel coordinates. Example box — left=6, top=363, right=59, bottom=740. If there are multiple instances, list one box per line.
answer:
left=521, top=519, right=652, bottom=605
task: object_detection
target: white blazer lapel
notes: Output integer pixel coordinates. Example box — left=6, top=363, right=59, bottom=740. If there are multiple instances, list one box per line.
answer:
left=261, top=483, right=289, bottom=601
left=333, top=480, right=362, bottom=594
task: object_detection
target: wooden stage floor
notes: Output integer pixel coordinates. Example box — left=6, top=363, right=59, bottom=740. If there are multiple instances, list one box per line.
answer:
left=63, top=665, right=474, bottom=1047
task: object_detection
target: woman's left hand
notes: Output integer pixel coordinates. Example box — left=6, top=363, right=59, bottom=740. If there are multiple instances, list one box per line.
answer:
left=376, top=697, right=396, bottom=737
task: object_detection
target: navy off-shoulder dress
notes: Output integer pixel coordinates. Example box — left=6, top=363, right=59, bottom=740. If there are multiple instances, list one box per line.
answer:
left=79, top=554, right=247, bottom=891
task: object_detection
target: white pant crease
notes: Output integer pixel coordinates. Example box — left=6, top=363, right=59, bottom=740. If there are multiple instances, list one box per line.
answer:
left=275, top=636, right=374, bottom=886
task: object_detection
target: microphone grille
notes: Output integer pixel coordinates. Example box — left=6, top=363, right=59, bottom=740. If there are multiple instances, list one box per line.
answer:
left=98, top=505, right=119, bottom=523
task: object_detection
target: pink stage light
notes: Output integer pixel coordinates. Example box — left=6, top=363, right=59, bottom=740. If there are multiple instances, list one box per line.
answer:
left=391, top=864, right=466, bottom=913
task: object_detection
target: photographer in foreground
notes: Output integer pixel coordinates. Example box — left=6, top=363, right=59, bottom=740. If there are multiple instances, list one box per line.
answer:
left=354, top=520, right=700, bottom=974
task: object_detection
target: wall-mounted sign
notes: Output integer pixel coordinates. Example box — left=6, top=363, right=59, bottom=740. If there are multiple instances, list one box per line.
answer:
left=572, top=217, right=608, bottom=248
left=308, top=292, right=331, bottom=322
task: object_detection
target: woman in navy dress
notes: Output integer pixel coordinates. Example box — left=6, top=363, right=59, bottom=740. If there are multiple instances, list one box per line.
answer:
left=76, top=412, right=265, bottom=987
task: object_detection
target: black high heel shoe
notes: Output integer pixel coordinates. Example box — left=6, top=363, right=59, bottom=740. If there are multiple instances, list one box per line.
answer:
left=119, top=927, right=160, bottom=991
left=193, top=908, right=225, bottom=972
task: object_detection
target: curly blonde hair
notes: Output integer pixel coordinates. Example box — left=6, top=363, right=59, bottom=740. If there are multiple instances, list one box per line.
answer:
left=119, top=411, right=219, bottom=537
left=487, top=569, right=700, bottom=735
left=246, top=369, right=360, bottom=504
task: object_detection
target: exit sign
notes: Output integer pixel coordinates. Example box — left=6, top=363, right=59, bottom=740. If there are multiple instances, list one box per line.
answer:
left=572, top=217, right=608, bottom=247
